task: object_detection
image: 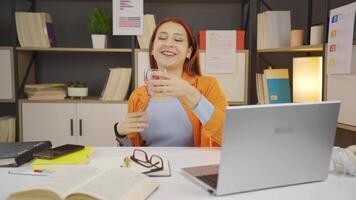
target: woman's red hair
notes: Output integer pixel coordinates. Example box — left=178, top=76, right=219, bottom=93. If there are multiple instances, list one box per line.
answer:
left=148, top=17, right=201, bottom=76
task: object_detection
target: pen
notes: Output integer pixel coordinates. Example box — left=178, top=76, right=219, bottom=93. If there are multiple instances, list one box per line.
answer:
left=8, top=169, right=51, bottom=176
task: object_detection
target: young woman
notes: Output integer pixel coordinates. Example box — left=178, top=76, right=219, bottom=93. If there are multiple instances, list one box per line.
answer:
left=115, top=17, right=228, bottom=147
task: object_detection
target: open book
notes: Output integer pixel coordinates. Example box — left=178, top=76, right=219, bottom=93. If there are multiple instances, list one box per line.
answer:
left=7, top=166, right=159, bottom=200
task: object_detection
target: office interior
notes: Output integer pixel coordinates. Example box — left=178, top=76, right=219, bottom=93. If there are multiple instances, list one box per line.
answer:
left=0, top=0, right=356, bottom=199
left=1, top=0, right=355, bottom=146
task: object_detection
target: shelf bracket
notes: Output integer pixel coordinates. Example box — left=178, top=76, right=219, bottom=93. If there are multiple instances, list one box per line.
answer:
left=260, top=0, right=272, bottom=11
left=259, top=54, right=273, bottom=70
left=242, top=1, right=250, bottom=30
left=307, top=0, right=313, bottom=44
left=27, top=0, right=36, bottom=12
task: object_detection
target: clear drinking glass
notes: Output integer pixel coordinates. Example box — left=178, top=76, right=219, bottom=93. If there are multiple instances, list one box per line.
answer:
left=144, top=68, right=160, bottom=96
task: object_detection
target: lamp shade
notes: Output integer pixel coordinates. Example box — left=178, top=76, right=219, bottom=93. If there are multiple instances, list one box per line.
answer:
left=293, top=57, right=323, bottom=102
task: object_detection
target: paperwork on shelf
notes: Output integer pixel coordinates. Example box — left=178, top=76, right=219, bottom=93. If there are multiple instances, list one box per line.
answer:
left=206, top=30, right=236, bottom=74
left=327, top=2, right=356, bottom=74
left=113, top=0, right=143, bottom=35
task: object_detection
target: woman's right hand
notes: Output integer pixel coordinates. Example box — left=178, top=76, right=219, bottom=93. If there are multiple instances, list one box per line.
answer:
left=117, top=112, right=150, bottom=136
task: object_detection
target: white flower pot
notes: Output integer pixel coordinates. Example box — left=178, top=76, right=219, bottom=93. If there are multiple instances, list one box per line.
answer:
left=67, top=87, right=88, bottom=98
left=91, top=34, right=107, bottom=49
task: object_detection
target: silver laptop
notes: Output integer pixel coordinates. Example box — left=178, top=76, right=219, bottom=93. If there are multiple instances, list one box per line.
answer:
left=182, top=101, right=340, bottom=195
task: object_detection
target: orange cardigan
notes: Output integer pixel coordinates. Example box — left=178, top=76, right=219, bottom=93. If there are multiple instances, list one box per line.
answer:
left=127, top=72, right=228, bottom=147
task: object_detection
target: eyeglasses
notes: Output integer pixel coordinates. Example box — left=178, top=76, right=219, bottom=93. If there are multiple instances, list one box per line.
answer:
left=130, top=149, right=164, bottom=174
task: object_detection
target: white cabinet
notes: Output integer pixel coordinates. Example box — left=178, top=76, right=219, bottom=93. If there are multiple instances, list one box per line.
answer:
left=21, top=102, right=127, bottom=146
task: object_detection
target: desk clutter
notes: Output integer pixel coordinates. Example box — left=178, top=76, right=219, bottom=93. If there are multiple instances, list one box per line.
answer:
left=2, top=146, right=356, bottom=200
left=6, top=166, right=159, bottom=200
left=4, top=145, right=172, bottom=200
left=32, top=146, right=93, bottom=170
left=331, top=145, right=356, bottom=176
left=122, top=149, right=171, bottom=177
left=0, top=141, right=52, bottom=167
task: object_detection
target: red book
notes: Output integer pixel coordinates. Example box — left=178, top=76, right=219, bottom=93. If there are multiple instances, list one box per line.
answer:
left=236, top=30, right=245, bottom=50
left=199, top=30, right=206, bottom=50
left=199, top=30, right=245, bottom=50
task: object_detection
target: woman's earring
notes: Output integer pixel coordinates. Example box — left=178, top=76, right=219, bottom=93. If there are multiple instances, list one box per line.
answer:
left=186, top=48, right=192, bottom=59
left=186, top=54, right=191, bottom=59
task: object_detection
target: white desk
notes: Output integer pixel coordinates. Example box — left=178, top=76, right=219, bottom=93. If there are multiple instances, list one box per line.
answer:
left=1, top=147, right=356, bottom=200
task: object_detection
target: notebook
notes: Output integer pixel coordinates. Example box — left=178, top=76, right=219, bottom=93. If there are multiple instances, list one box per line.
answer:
left=32, top=146, right=92, bottom=170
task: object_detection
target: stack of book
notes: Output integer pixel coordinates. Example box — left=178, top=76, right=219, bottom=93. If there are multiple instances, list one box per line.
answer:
left=256, top=68, right=291, bottom=104
left=101, top=68, right=132, bottom=101
left=257, top=11, right=291, bottom=49
left=15, top=12, right=57, bottom=48
left=0, top=116, right=16, bottom=142
left=24, top=83, right=67, bottom=100
left=137, top=14, right=156, bottom=49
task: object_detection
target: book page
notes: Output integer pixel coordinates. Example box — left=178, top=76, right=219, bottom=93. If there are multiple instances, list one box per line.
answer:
left=68, top=168, right=159, bottom=200
left=8, top=167, right=100, bottom=199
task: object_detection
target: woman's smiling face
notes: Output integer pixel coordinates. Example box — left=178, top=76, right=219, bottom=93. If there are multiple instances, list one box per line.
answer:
left=152, top=21, right=192, bottom=71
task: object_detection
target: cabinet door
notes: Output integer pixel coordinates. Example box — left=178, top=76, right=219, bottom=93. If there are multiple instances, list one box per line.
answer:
left=76, top=103, right=128, bottom=146
left=0, top=48, right=14, bottom=101
left=22, top=103, right=76, bottom=146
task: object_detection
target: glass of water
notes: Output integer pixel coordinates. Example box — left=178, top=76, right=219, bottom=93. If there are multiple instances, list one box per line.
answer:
left=144, top=68, right=161, bottom=96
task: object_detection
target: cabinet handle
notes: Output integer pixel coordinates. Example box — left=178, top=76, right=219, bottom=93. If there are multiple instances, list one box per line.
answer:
left=79, top=119, right=83, bottom=136
left=70, top=119, right=74, bottom=136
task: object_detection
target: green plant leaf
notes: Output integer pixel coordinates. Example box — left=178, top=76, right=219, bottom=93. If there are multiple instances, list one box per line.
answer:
left=87, top=8, right=111, bottom=34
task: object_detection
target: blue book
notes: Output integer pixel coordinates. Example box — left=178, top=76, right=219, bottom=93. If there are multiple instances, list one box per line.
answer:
left=264, top=69, right=291, bottom=104
left=44, top=13, right=57, bottom=47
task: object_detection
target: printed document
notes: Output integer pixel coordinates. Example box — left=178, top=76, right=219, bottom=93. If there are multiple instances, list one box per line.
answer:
left=327, top=2, right=356, bottom=74
left=206, top=31, right=236, bottom=74
left=113, top=0, right=143, bottom=35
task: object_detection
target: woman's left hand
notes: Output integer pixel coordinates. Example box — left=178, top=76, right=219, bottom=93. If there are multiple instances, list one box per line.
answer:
left=148, top=71, right=201, bottom=109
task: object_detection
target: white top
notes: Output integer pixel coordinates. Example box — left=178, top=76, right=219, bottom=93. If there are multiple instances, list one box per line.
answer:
left=141, top=98, right=193, bottom=146
left=1, top=147, right=356, bottom=200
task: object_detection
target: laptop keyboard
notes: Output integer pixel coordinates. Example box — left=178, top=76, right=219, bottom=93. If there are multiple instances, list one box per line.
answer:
left=196, top=174, right=218, bottom=189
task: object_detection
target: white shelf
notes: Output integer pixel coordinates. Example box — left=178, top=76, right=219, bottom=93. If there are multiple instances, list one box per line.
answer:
left=257, top=44, right=323, bottom=53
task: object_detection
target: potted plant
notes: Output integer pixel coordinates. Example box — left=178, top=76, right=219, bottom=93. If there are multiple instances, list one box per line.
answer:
left=67, top=81, right=88, bottom=99
left=87, top=8, right=111, bottom=48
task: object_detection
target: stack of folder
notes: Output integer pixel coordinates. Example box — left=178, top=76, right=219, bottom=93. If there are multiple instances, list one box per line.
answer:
left=32, top=146, right=93, bottom=170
